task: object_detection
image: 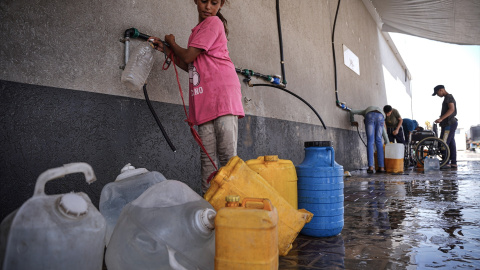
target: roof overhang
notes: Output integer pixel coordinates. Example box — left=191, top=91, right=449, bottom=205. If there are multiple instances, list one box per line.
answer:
left=362, top=0, right=480, bottom=45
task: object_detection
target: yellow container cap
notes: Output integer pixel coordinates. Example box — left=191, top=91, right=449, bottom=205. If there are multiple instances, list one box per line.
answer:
left=225, top=195, right=240, bottom=202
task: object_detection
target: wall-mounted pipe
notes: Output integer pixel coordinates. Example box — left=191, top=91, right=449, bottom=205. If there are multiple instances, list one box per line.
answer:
left=236, top=68, right=326, bottom=129
left=276, top=0, right=287, bottom=86
left=122, top=28, right=151, bottom=68
left=331, top=0, right=351, bottom=111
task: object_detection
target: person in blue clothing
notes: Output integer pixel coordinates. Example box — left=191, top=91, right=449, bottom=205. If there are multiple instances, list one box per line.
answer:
left=350, top=106, right=390, bottom=173
left=402, top=118, right=419, bottom=143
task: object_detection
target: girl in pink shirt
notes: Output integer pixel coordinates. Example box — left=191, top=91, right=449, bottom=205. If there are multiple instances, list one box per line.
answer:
left=151, top=0, right=244, bottom=194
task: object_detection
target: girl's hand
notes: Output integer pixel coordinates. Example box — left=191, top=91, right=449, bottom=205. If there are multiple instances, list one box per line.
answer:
left=148, top=37, right=166, bottom=53
left=165, top=34, right=176, bottom=47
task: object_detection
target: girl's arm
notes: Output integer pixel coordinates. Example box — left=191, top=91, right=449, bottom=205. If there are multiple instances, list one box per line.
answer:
left=149, top=35, right=202, bottom=72
left=165, top=34, right=202, bottom=72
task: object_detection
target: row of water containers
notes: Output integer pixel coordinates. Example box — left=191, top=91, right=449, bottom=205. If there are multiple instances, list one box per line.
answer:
left=0, top=141, right=344, bottom=270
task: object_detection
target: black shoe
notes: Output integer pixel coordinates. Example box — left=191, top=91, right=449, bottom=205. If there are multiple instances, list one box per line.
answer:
left=376, top=169, right=387, bottom=173
left=367, top=169, right=374, bottom=174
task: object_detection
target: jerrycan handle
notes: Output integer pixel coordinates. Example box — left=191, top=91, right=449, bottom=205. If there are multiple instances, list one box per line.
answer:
left=328, top=147, right=335, bottom=167
left=33, top=162, right=96, bottom=197
left=241, top=198, right=273, bottom=211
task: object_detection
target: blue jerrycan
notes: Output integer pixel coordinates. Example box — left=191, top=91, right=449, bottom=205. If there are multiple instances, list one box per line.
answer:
left=0, top=163, right=106, bottom=270
left=296, top=141, right=344, bottom=237
left=99, top=163, right=166, bottom=246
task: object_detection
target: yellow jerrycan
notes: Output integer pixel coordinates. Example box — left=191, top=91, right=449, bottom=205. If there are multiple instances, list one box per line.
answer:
left=246, top=155, right=298, bottom=209
left=205, top=156, right=313, bottom=256
left=215, top=196, right=278, bottom=270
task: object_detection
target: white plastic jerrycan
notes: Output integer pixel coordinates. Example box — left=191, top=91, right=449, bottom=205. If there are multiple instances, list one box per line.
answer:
left=424, top=156, right=440, bottom=173
left=100, top=163, right=166, bottom=246
left=0, top=163, right=106, bottom=270
left=105, top=180, right=216, bottom=270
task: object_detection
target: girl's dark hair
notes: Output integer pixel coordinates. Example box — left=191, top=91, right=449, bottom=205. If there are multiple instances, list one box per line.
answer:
left=217, top=0, right=229, bottom=37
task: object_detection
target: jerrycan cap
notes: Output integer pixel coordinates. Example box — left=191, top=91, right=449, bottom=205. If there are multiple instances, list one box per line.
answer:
left=115, top=163, right=149, bottom=181
left=264, top=155, right=279, bottom=162
left=305, top=141, right=332, bottom=148
left=225, top=195, right=240, bottom=202
left=195, top=208, right=216, bottom=234
left=58, top=193, right=88, bottom=217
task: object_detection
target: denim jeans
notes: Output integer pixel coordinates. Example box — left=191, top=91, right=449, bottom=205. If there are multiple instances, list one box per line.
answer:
left=365, top=112, right=385, bottom=168
left=440, top=120, right=458, bottom=165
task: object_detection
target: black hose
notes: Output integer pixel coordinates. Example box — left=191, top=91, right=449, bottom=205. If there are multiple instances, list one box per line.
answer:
left=143, top=84, right=176, bottom=152
left=356, top=124, right=367, bottom=147
left=332, top=0, right=341, bottom=103
left=276, top=0, right=287, bottom=85
left=251, top=83, right=327, bottom=129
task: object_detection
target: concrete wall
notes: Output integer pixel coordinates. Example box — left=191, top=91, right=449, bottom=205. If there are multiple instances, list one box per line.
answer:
left=0, top=0, right=411, bottom=220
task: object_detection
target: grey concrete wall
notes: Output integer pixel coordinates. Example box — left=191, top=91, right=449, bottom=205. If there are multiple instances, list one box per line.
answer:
left=0, top=0, right=411, bottom=219
left=0, top=0, right=410, bottom=127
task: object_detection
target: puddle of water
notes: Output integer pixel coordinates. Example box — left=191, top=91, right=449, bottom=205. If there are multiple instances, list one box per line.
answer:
left=280, top=161, right=480, bottom=269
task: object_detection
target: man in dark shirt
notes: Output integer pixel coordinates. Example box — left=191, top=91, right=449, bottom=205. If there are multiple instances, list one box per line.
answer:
left=383, top=105, right=406, bottom=144
left=433, top=85, right=458, bottom=168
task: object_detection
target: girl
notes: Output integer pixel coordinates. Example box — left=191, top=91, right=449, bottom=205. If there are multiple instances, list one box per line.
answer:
left=150, top=0, right=244, bottom=194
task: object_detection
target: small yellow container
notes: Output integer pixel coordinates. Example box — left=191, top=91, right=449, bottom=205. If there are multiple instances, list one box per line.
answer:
left=215, top=196, right=278, bottom=270
left=246, top=155, right=298, bottom=209
left=205, top=156, right=313, bottom=256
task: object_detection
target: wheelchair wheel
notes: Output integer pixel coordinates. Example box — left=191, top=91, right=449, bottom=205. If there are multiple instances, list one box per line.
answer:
left=415, top=137, right=450, bottom=167
left=404, top=145, right=416, bottom=168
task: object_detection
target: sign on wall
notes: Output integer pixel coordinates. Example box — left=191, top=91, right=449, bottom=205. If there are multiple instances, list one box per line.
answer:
left=343, top=45, right=360, bottom=75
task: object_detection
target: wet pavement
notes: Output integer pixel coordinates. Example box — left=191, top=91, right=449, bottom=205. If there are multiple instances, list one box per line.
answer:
left=280, top=151, right=480, bottom=270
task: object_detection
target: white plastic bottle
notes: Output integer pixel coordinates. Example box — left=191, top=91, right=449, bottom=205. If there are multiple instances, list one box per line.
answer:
left=105, top=180, right=216, bottom=270
left=424, top=156, right=440, bottom=173
left=121, top=42, right=155, bottom=91
left=0, top=163, right=106, bottom=270
left=99, top=163, right=166, bottom=246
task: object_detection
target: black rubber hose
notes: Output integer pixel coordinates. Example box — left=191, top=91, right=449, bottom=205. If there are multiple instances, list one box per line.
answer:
left=251, top=84, right=327, bottom=129
left=143, top=84, right=176, bottom=152
left=332, top=0, right=341, bottom=103
left=276, top=0, right=286, bottom=85
left=356, top=124, right=367, bottom=147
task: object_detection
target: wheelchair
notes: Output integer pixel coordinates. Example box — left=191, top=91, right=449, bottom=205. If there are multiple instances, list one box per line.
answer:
left=404, top=124, right=450, bottom=168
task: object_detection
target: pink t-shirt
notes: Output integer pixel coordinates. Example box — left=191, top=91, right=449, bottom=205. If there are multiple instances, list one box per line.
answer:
left=187, top=16, right=244, bottom=126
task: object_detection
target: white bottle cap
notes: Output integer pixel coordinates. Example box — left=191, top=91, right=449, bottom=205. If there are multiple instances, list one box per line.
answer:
left=58, top=193, right=88, bottom=217
left=195, top=208, right=216, bottom=235
left=115, top=163, right=149, bottom=181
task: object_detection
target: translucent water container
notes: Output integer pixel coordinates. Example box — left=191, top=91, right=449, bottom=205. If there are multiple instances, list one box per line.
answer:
left=424, top=156, right=440, bottom=173
left=296, top=141, right=344, bottom=237
left=385, top=143, right=404, bottom=173
left=215, top=196, right=278, bottom=270
left=0, top=163, right=106, bottom=270
left=121, top=42, right=155, bottom=91
left=205, top=156, right=313, bottom=256
left=246, top=155, right=298, bottom=209
left=105, top=180, right=216, bottom=270
left=99, top=163, right=166, bottom=246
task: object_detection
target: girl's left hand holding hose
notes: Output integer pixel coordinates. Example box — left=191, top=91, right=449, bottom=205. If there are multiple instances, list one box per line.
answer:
left=148, top=37, right=170, bottom=54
